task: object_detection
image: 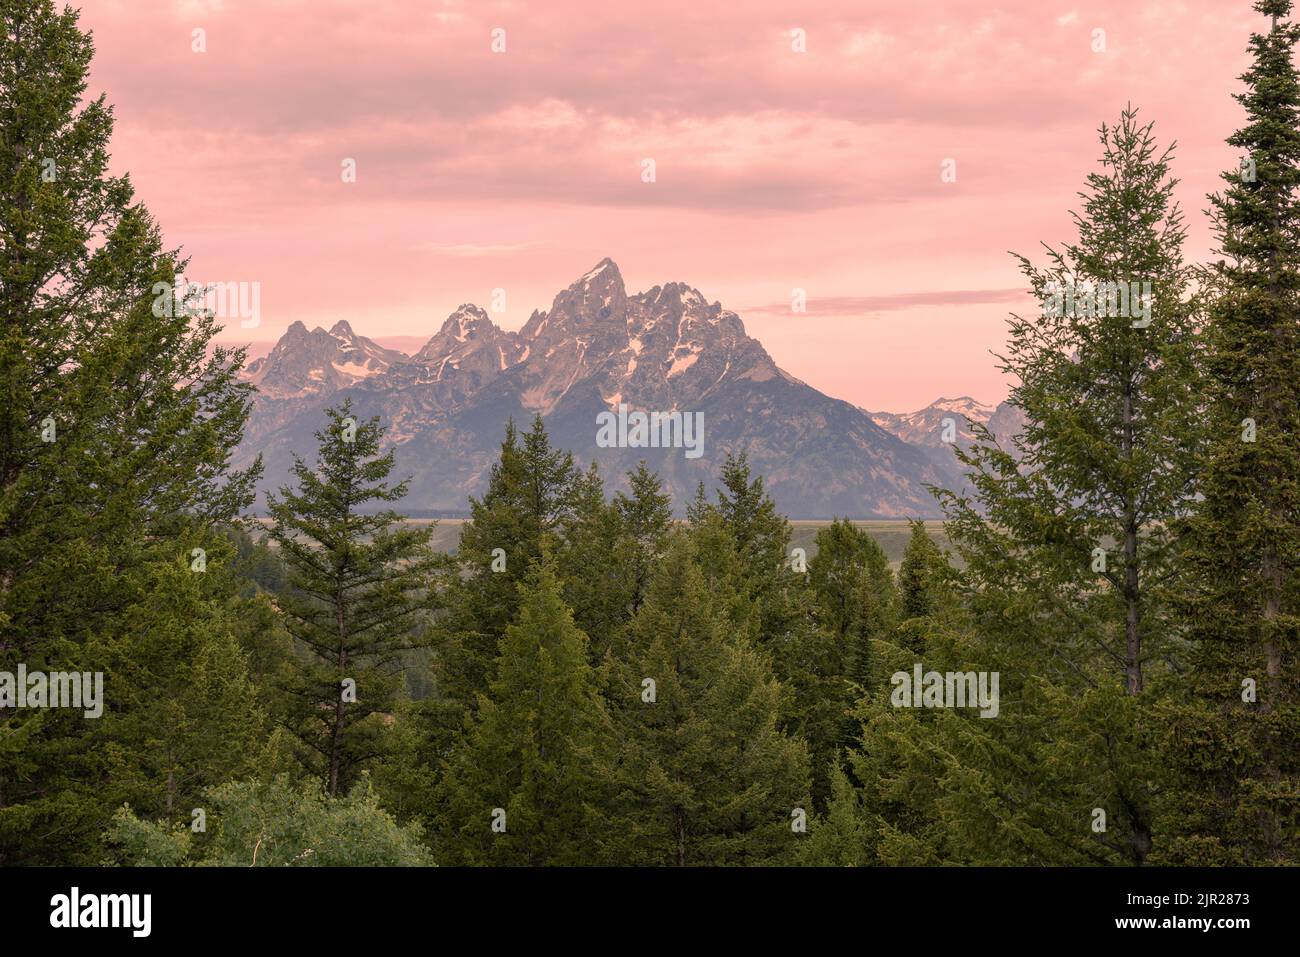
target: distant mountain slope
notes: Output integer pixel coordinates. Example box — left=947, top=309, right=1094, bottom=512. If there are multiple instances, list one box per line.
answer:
left=234, top=260, right=970, bottom=517
left=868, top=395, right=1028, bottom=491
left=870, top=396, right=997, bottom=449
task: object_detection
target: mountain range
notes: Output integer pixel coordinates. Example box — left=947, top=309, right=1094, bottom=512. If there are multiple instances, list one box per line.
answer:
left=231, top=260, right=1022, bottom=517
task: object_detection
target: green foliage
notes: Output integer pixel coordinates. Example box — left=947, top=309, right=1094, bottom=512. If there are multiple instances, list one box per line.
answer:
left=800, top=518, right=899, bottom=804
left=605, top=531, right=810, bottom=865
left=108, top=774, right=433, bottom=866
left=897, top=521, right=952, bottom=624
left=614, top=462, right=674, bottom=611
left=0, top=0, right=265, bottom=864
left=917, top=106, right=1205, bottom=865
left=9, top=0, right=1300, bottom=871
left=557, top=463, right=633, bottom=656
left=1157, top=0, right=1300, bottom=864
left=433, top=417, right=576, bottom=723
left=267, top=401, right=436, bottom=796
left=798, top=760, right=871, bottom=866
left=435, top=557, right=612, bottom=865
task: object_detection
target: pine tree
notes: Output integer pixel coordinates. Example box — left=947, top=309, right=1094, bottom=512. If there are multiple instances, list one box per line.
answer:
left=433, top=417, right=576, bottom=721
left=105, top=561, right=273, bottom=830
left=435, top=557, right=612, bottom=866
left=557, top=462, right=630, bottom=656
left=940, top=105, right=1202, bottom=699
left=926, top=107, right=1203, bottom=865
left=557, top=461, right=674, bottom=662
left=1158, top=0, right=1300, bottom=864
left=797, top=760, right=871, bottom=866
left=0, top=0, right=261, bottom=863
left=692, top=457, right=855, bottom=810
left=607, top=531, right=810, bottom=865
left=694, top=453, right=805, bottom=666
left=267, top=401, right=435, bottom=797
left=897, top=521, right=949, bottom=623
left=714, top=451, right=791, bottom=580
left=612, top=462, right=673, bottom=616
left=808, top=519, right=898, bottom=683
left=802, top=519, right=897, bottom=802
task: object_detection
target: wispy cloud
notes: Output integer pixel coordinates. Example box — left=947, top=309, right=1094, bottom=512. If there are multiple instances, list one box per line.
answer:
left=418, top=241, right=540, bottom=257
left=744, top=289, right=1031, bottom=318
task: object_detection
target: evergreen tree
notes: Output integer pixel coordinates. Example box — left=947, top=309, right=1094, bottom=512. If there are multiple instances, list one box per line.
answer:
left=612, top=462, right=673, bottom=616
left=694, top=454, right=805, bottom=670
left=267, top=401, right=435, bottom=796
left=802, top=519, right=898, bottom=802
left=798, top=760, right=871, bottom=866
left=558, top=461, right=673, bottom=662
left=808, top=519, right=898, bottom=683
left=940, top=105, right=1202, bottom=700
left=0, top=0, right=261, bottom=863
left=693, top=457, right=856, bottom=810
left=435, top=557, right=611, bottom=865
left=607, top=531, right=810, bottom=865
left=897, top=521, right=949, bottom=623
left=713, top=451, right=791, bottom=580
left=105, top=565, right=273, bottom=829
left=433, top=417, right=575, bottom=721
left=929, top=107, right=1202, bottom=864
left=557, top=462, right=631, bottom=657
left=836, top=610, right=1143, bottom=867
left=1158, top=0, right=1300, bottom=864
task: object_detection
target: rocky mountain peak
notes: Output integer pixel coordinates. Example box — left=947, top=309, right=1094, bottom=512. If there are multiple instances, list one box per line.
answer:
left=236, top=260, right=972, bottom=517
left=577, top=257, right=623, bottom=295
left=542, top=259, right=629, bottom=335
left=242, top=319, right=404, bottom=398
left=438, top=304, right=493, bottom=340
left=405, top=305, right=523, bottom=391
left=871, top=396, right=1024, bottom=457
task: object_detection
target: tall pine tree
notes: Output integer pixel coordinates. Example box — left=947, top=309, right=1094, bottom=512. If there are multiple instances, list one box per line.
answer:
left=435, top=556, right=612, bottom=865
left=0, top=0, right=262, bottom=863
left=606, top=530, right=810, bottom=865
left=267, top=401, right=435, bottom=797
left=925, top=107, right=1202, bottom=864
left=432, top=416, right=576, bottom=724
left=1159, top=0, right=1300, bottom=864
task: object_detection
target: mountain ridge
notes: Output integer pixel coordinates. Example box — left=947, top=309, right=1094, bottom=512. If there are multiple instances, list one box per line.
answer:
left=233, top=259, right=1004, bottom=517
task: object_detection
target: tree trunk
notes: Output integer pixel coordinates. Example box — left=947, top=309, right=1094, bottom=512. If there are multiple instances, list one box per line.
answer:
left=675, top=807, right=686, bottom=866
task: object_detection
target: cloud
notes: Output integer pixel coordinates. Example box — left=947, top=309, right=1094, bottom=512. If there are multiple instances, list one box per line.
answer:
left=743, top=289, right=1031, bottom=318
left=417, top=241, right=540, bottom=257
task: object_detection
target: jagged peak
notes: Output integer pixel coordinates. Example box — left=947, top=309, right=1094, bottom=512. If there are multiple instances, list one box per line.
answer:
left=329, top=319, right=355, bottom=338
left=437, top=304, right=495, bottom=339
left=931, top=396, right=994, bottom=415
left=578, top=257, right=621, bottom=285
left=642, top=281, right=709, bottom=309
left=564, top=258, right=626, bottom=303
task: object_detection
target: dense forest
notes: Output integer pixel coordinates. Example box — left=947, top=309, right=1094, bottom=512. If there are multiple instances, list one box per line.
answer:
left=0, top=0, right=1297, bottom=867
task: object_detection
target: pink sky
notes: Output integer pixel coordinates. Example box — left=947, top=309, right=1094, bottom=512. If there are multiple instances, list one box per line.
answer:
left=82, top=0, right=1255, bottom=412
